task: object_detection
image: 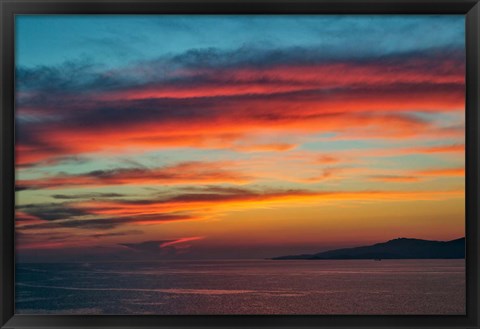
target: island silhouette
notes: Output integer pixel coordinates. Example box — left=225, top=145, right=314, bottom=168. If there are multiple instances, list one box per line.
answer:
left=273, top=237, right=465, bottom=260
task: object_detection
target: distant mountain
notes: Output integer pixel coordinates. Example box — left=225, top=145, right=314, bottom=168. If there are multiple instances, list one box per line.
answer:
left=273, top=237, right=465, bottom=260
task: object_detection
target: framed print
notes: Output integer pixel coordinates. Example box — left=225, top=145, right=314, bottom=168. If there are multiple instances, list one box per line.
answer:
left=1, top=0, right=479, bottom=328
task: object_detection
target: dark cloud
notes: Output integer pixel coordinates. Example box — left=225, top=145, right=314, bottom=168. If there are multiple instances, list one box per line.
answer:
left=52, top=193, right=126, bottom=200
left=17, top=203, right=90, bottom=221
left=92, top=230, right=143, bottom=238
left=119, top=237, right=201, bottom=256
left=15, top=186, right=314, bottom=232
left=16, top=231, right=74, bottom=242
left=17, top=161, right=250, bottom=190
left=81, top=187, right=317, bottom=207
left=163, top=189, right=319, bottom=204
left=119, top=240, right=172, bottom=252
left=18, top=212, right=195, bottom=231
left=178, top=185, right=254, bottom=195
left=16, top=60, right=132, bottom=93
left=16, top=156, right=90, bottom=170
left=15, top=185, right=31, bottom=192
left=16, top=45, right=464, bottom=96
left=16, top=82, right=462, bottom=135
left=369, top=175, right=420, bottom=182
left=166, top=45, right=465, bottom=70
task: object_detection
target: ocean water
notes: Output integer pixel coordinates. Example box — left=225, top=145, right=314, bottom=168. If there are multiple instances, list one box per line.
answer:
left=15, top=259, right=465, bottom=315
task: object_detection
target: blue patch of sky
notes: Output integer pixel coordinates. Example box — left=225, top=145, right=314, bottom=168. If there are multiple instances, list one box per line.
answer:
left=299, top=137, right=398, bottom=152
left=16, top=15, right=464, bottom=69
left=144, top=147, right=253, bottom=165
left=366, top=153, right=463, bottom=171
left=413, top=111, right=465, bottom=128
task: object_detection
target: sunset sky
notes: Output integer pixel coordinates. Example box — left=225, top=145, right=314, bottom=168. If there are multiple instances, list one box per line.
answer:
left=15, top=15, right=465, bottom=261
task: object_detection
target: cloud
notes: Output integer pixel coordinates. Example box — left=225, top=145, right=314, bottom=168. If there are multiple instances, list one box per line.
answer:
left=159, top=236, right=204, bottom=247
left=16, top=45, right=464, bottom=105
left=16, top=59, right=131, bottom=93
left=92, top=230, right=143, bottom=238
left=17, top=212, right=197, bottom=231
left=298, top=167, right=360, bottom=183
left=15, top=46, right=464, bottom=166
left=120, top=240, right=172, bottom=252
left=17, top=161, right=251, bottom=190
left=16, top=155, right=90, bottom=169
left=304, top=143, right=465, bottom=160
left=418, top=144, right=465, bottom=154
left=16, top=183, right=464, bottom=235
left=369, top=167, right=464, bottom=183
left=120, top=237, right=204, bottom=253
left=74, top=187, right=464, bottom=225
left=316, top=155, right=341, bottom=164
left=15, top=107, right=446, bottom=167
left=15, top=211, right=43, bottom=223
left=369, top=175, right=421, bottom=183
left=16, top=203, right=90, bottom=221
left=233, top=143, right=297, bottom=153
left=415, top=167, right=464, bottom=177
left=15, top=185, right=32, bottom=192
left=178, top=186, right=254, bottom=195
left=52, top=193, right=126, bottom=200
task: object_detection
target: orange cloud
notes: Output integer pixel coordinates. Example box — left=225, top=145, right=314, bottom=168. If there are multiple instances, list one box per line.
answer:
left=16, top=109, right=440, bottom=168
left=316, top=155, right=341, bottom=164
left=76, top=188, right=464, bottom=224
left=415, top=167, right=465, bottom=177
left=160, top=236, right=204, bottom=248
left=369, top=167, right=464, bottom=183
left=233, top=143, right=297, bottom=152
left=418, top=144, right=465, bottom=154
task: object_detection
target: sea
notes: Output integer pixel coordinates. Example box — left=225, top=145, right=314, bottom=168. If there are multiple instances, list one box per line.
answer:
left=15, top=259, right=465, bottom=315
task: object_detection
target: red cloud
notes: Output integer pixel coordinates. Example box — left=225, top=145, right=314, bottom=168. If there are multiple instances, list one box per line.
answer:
left=16, top=51, right=464, bottom=166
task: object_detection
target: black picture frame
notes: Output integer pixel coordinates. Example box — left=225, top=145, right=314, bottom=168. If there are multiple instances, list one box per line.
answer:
left=1, top=0, right=479, bottom=328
